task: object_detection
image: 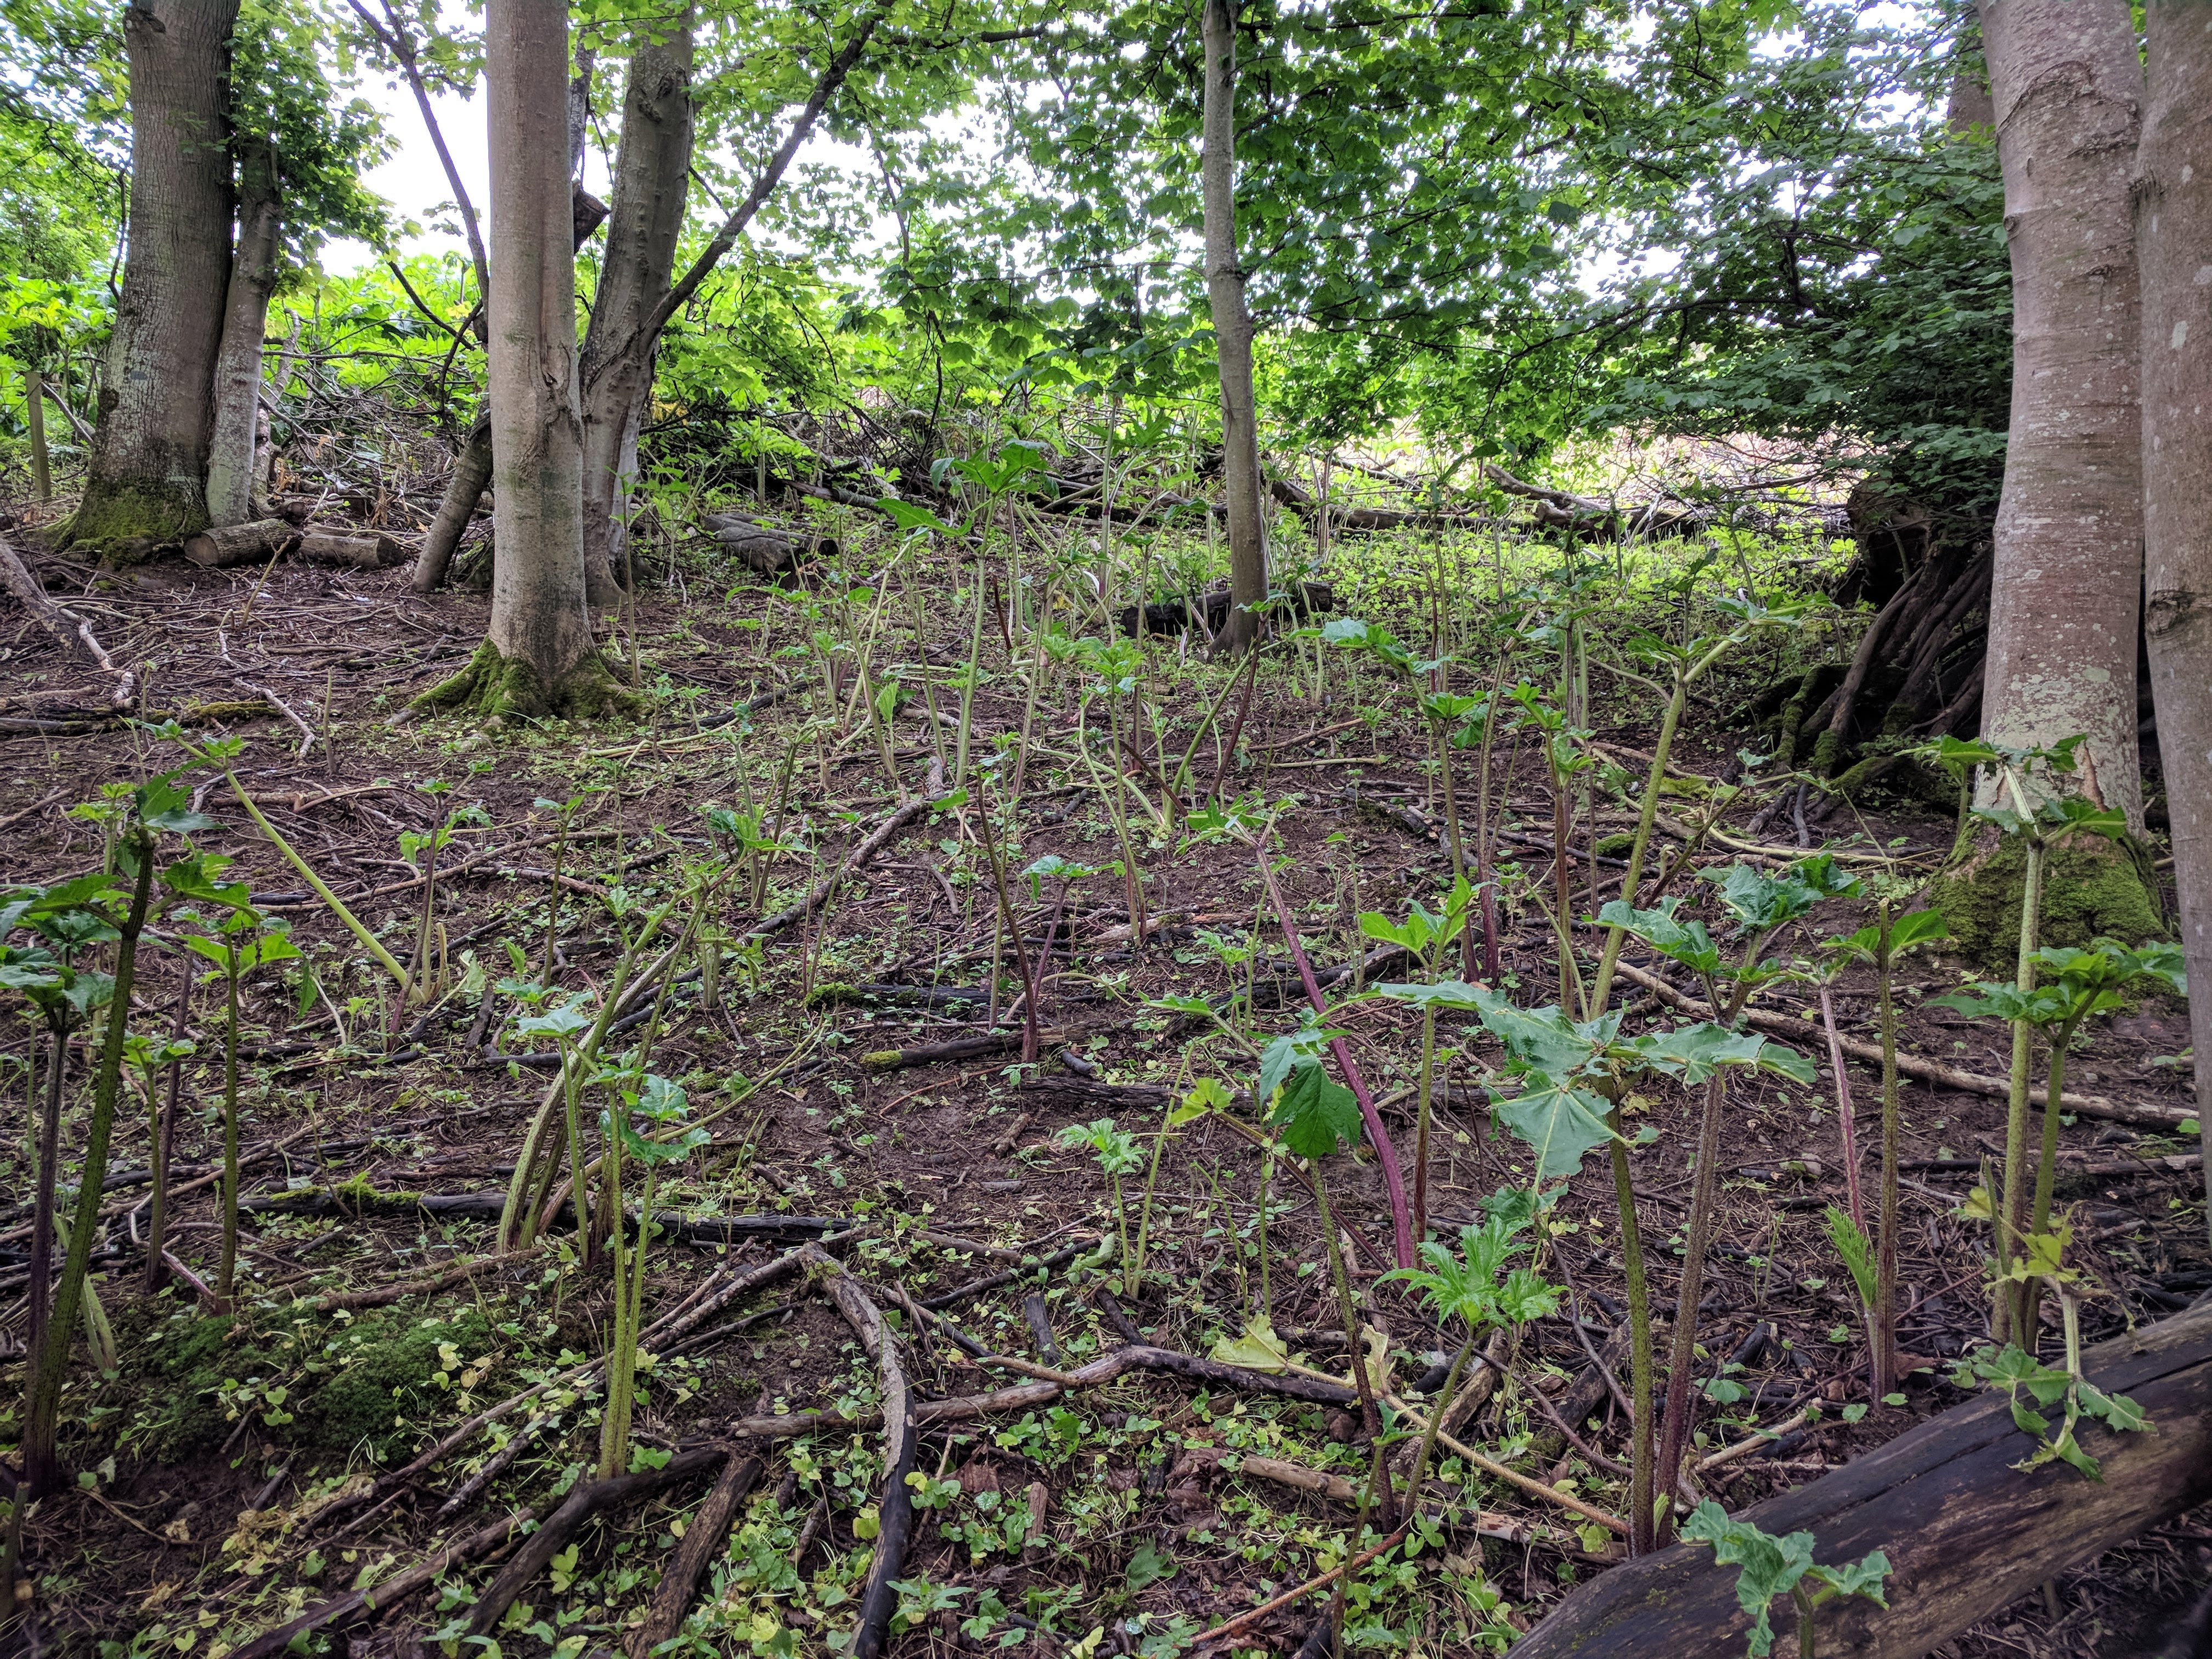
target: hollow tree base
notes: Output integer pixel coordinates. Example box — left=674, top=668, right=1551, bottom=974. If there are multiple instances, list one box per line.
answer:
left=411, top=639, right=643, bottom=723
left=1925, top=831, right=2166, bottom=970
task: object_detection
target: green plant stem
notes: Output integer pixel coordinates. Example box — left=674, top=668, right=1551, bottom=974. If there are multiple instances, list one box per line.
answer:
left=2022, top=1010, right=2088, bottom=1335
left=1398, top=1337, right=1469, bottom=1515
left=227, top=772, right=408, bottom=986
left=1588, top=662, right=1691, bottom=1013
left=218, top=964, right=241, bottom=1306
left=21, top=838, right=152, bottom=1496
left=1414, top=1003, right=1436, bottom=1242
left=598, top=1126, right=630, bottom=1477
left=1312, top=1165, right=1393, bottom=1529
left=954, top=553, right=989, bottom=788
left=1997, top=829, right=2046, bottom=1344
left=1608, top=1109, right=1656, bottom=1557
left=407, top=816, right=446, bottom=1008
left=1874, top=911, right=1901, bottom=1397
left=540, top=807, right=573, bottom=986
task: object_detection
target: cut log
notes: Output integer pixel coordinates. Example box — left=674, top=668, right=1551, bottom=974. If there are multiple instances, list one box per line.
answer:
left=1510, top=1299, right=2212, bottom=1659
left=295, top=527, right=407, bottom=568
left=1114, top=579, right=1333, bottom=639
left=183, top=517, right=298, bottom=568
left=701, top=512, right=837, bottom=575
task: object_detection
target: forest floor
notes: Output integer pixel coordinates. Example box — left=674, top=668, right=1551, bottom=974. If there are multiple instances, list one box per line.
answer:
left=2, top=539, right=2208, bottom=1659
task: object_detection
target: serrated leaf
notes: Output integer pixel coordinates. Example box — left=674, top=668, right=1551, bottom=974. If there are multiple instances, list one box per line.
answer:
left=1271, top=1064, right=1364, bottom=1160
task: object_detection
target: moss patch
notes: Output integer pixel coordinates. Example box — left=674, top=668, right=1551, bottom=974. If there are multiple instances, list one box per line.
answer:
left=125, top=1306, right=498, bottom=1464
left=1923, top=832, right=2166, bottom=971
left=412, top=637, right=643, bottom=723
left=60, top=478, right=210, bottom=561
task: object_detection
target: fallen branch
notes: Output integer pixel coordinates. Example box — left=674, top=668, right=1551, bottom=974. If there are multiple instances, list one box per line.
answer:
left=800, top=1245, right=914, bottom=1659
left=225, top=1504, right=541, bottom=1659
left=0, top=533, right=130, bottom=704
left=1512, top=1300, right=2212, bottom=1658
left=464, top=1447, right=724, bottom=1636
left=741, top=787, right=955, bottom=943
left=1609, top=958, right=2194, bottom=1130
left=628, top=1449, right=765, bottom=1656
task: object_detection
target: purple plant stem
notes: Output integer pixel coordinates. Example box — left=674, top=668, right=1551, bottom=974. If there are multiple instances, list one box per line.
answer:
left=1820, top=984, right=1865, bottom=1228
left=1255, top=851, right=1415, bottom=1268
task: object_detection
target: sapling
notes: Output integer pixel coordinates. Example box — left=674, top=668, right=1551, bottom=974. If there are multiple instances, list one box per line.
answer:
left=1820, top=904, right=1950, bottom=1393
left=1361, top=876, right=1477, bottom=1240
left=122, top=1027, right=195, bottom=1299
left=1679, top=1500, right=1891, bottom=1659
left=172, top=868, right=299, bottom=1307
left=597, top=1071, right=707, bottom=1476
left=1128, top=1079, right=1223, bottom=1289
left=1056, top=1118, right=1144, bottom=1280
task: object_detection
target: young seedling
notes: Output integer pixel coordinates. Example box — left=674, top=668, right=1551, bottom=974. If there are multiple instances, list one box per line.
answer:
left=1679, top=1500, right=1891, bottom=1658
left=1056, top=1118, right=1143, bottom=1280
left=1360, top=876, right=1477, bottom=1239
left=1381, top=1210, right=1560, bottom=1512
left=1951, top=1222, right=2151, bottom=1479
left=1821, top=904, right=1950, bottom=1392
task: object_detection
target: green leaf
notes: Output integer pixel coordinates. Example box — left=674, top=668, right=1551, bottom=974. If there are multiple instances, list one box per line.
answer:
left=1492, top=1075, right=1619, bottom=1181
left=1208, top=1317, right=1297, bottom=1373
left=1270, top=1063, right=1364, bottom=1161
left=1597, top=897, right=1722, bottom=975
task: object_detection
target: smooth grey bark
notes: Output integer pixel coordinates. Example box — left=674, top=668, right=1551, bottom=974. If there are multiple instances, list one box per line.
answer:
left=1974, top=0, right=2145, bottom=828
left=2136, top=0, right=2212, bottom=1244
left=410, top=413, right=493, bottom=594
left=25, top=369, right=49, bottom=501
left=205, top=136, right=281, bottom=527
left=72, top=0, right=240, bottom=551
left=1200, top=0, right=1266, bottom=656
left=481, top=0, right=595, bottom=696
left=251, top=310, right=302, bottom=504
left=579, top=16, right=695, bottom=607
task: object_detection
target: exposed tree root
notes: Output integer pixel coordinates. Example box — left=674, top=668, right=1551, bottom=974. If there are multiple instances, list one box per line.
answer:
left=410, top=637, right=644, bottom=722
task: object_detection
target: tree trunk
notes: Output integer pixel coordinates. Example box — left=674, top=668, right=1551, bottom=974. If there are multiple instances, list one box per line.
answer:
left=69, top=0, right=240, bottom=556
left=1200, top=0, right=1266, bottom=656
left=2136, top=0, right=2212, bottom=1246
left=251, top=311, right=302, bottom=506
left=579, top=15, right=695, bottom=607
left=416, top=0, right=623, bottom=720
left=1974, top=0, right=2145, bottom=829
left=25, top=369, right=49, bottom=502
left=205, top=136, right=281, bottom=528
left=411, top=414, right=493, bottom=594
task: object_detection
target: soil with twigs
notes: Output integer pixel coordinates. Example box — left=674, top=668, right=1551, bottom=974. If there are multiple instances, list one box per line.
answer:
left=1, top=534, right=2206, bottom=1659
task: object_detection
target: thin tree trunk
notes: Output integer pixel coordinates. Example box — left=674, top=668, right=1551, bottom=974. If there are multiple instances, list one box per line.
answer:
left=467, top=0, right=600, bottom=712
left=205, top=136, right=281, bottom=528
left=251, top=311, right=302, bottom=506
left=1974, top=0, right=2145, bottom=828
left=69, top=0, right=239, bottom=554
left=1200, top=0, right=1266, bottom=656
left=2136, top=0, right=2212, bottom=1249
left=411, top=414, right=493, bottom=594
left=25, top=369, right=49, bottom=502
left=580, top=15, right=695, bottom=607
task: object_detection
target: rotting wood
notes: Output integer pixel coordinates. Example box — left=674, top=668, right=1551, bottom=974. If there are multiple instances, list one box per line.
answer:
left=1510, top=1300, right=2212, bottom=1658
left=628, top=1449, right=764, bottom=1657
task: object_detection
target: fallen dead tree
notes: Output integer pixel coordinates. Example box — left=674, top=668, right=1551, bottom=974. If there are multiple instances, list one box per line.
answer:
left=184, top=518, right=409, bottom=569
left=1510, top=1298, right=2212, bottom=1658
left=698, top=511, right=838, bottom=575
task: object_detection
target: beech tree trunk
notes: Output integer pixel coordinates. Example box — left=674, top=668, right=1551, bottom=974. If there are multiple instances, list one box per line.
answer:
left=1200, top=0, right=1267, bottom=656
left=2136, top=0, right=2212, bottom=1245
left=71, top=0, right=240, bottom=554
left=420, top=0, right=611, bottom=719
left=205, top=136, right=281, bottom=528
left=579, top=15, right=695, bottom=607
left=1974, top=0, right=2145, bottom=828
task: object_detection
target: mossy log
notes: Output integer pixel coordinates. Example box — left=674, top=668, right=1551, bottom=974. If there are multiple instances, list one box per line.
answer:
left=1509, top=1299, right=2212, bottom=1659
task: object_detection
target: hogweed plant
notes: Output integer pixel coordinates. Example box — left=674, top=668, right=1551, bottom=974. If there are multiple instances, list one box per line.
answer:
left=1679, top=1502, right=1891, bottom=1659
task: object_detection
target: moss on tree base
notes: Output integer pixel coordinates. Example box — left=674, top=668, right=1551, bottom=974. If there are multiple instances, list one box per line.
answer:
left=411, top=637, right=642, bottom=723
left=59, top=478, right=210, bottom=562
left=1924, top=831, right=2166, bottom=970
